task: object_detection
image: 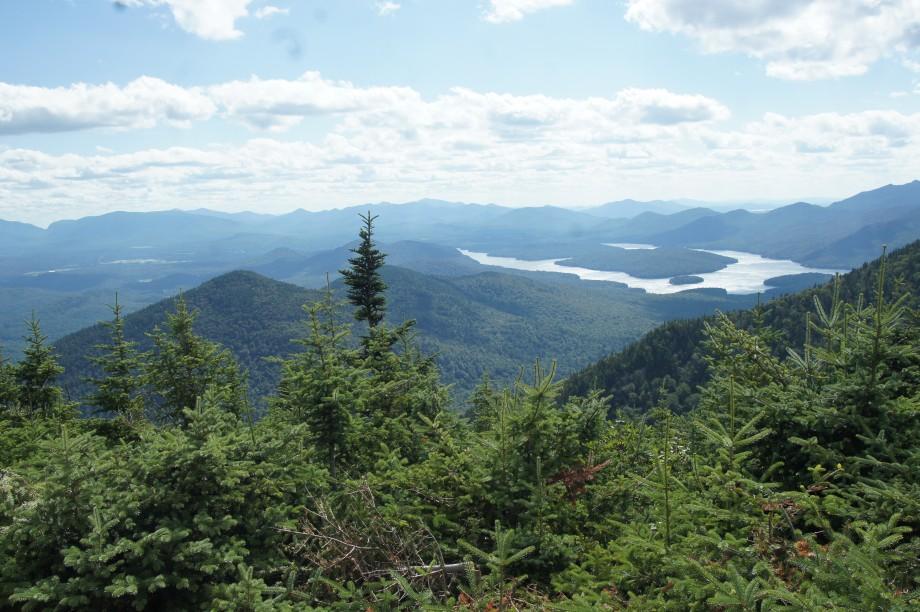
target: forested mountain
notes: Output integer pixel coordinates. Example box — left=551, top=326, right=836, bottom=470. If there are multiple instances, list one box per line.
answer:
left=559, top=246, right=735, bottom=277
left=563, top=240, right=920, bottom=413
left=53, top=265, right=757, bottom=404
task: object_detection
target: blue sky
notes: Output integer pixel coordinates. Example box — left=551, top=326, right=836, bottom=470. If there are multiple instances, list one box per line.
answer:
left=1, top=0, right=919, bottom=224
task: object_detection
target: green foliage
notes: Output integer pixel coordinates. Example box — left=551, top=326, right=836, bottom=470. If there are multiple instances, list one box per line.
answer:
left=458, top=521, right=535, bottom=611
left=0, top=390, right=322, bottom=609
left=86, top=295, right=145, bottom=423
left=272, top=286, right=361, bottom=479
left=0, top=348, right=19, bottom=414
left=340, top=211, right=388, bottom=329
left=54, top=264, right=754, bottom=405
left=144, top=294, right=248, bottom=424
left=15, top=315, right=69, bottom=419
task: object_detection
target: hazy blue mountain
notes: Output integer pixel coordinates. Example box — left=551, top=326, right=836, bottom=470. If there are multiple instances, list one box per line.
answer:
left=183, top=208, right=278, bottom=223
left=44, top=210, right=246, bottom=250
left=253, top=199, right=510, bottom=249
left=0, top=219, right=45, bottom=255
left=826, top=180, right=920, bottom=215
left=247, top=240, right=485, bottom=287
left=801, top=215, right=920, bottom=267
left=479, top=206, right=602, bottom=233
left=595, top=207, right=721, bottom=241
left=629, top=182, right=920, bottom=267
left=586, top=199, right=690, bottom=218
left=646, top=209, right=757, bottom=245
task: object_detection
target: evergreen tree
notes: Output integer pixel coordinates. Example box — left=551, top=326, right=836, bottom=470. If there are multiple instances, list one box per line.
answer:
left=86, top=295, right=145, bottom=423
left=1, top=389, right=321, bottom=610
left=339, top=212, right=387, bottom=329
left=16, top=315, right=66, bottom=418
left=0, top=348, right=19, bottom=414
left=272, top=286, right=361, bottom=479
left=144, top=295, right=248, bottom=424
left=468, top=373, right=499, bottom=432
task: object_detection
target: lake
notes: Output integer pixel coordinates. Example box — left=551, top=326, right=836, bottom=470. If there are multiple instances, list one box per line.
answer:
left=458, top=247, right=842, bottom=295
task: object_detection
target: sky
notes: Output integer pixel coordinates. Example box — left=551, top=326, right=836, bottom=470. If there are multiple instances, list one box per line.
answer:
left=1, top=0, right=920, bottom=225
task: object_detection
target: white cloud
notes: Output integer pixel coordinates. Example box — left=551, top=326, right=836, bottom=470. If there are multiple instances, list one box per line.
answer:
left=0, top=73, right=725, bottom=136
left=253, top=5, right=288, bottom=19
left=375, top=2, right=401, bottom=16
left=0, top=72, right=418, bottom=134
left=206, top=72, right=421, bottom=130
left=4, top=80, right=918, bottom=224
left=625, top=0, right=920, bottom=80
left=0, top=77, right=216, bottom=135
left=121, top=0, right=255, bottom=40
left=483, top=0, right=574, bottom=23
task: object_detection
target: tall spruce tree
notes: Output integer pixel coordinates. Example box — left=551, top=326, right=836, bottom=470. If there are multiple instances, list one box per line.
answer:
left=16, top=315, right=66, bottom=418
left=87, top=295, right=145, bottom=423
left=144, top=295, right=248, bottom=424
left=339, top=212, right=387, bottom=329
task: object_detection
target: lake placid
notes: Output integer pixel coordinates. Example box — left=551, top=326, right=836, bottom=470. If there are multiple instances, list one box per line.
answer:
left=458, top=248, right=842, bottom=295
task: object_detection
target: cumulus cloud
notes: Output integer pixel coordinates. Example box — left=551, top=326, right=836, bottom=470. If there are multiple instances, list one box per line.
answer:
left=0, top=77, right=216, bottom=135
left=0, top=73, right=724, bottom=136
left=483, top=0, right=574, bottom=23
left=206, top=72, right=420, bottom=130
left=120, top=0, right=255, bottom=40
left=625, top=0, right=920, bottom=80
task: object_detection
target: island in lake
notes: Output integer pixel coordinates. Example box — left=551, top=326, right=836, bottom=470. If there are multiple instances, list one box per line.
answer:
left=669, top=275, right=704, bottom=285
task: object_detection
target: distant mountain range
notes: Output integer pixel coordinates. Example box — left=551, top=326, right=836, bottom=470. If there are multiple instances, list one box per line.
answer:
left=583, top=181, right=920, bottom=267
left=1, top=180, right=917, bottom=370
left=2, top=181, right=917, bottom=268
left=585, top=199, right=692, bottom=218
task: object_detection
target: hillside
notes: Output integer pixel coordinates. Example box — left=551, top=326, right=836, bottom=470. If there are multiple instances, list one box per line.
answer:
left=53, top=272, right=319, bottom=406
left=562, top=240, right=920, bottom=413
left=621, top=181, right=920, bottom=268
left=54, top=259, right=765, bottom=406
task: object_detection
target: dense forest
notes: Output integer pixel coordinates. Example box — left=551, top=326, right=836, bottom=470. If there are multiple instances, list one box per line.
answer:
left=51, top=261, right=754, bottom=406
left=0, top=221, right=918, bottom=609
